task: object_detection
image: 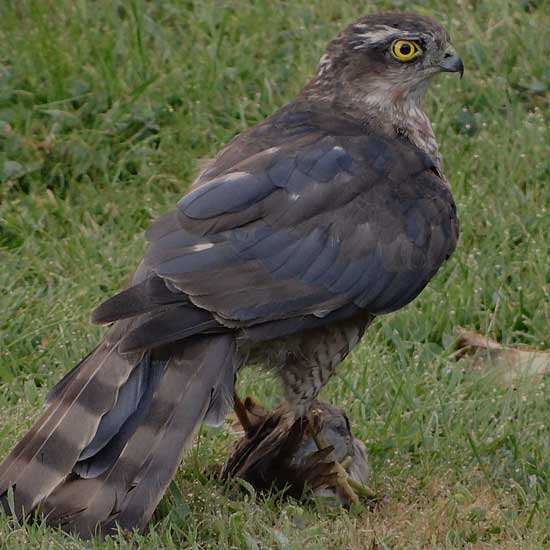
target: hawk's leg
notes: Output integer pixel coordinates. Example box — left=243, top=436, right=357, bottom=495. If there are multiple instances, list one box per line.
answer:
left=279, top=315, right=373, bottom=409
left=276, top=315, right=377, bottom=505
left=307, top=405, right=377, bottom=505
left=307, top=407, right=358, bottom=504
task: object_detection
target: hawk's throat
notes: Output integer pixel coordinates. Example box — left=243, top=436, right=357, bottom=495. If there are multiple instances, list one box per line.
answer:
left=306, top=58, right=442, bottom=169
left=356, top=78, right=442, bottom=169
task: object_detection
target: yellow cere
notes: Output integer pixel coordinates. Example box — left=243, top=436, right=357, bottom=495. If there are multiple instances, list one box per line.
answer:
left=391, top=39, right=422, bottom=61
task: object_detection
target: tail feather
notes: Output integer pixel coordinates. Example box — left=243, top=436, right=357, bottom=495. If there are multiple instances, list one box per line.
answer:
left=204, top=347, right=236, bottom=427
left=0, top=334, right=237, bottom=539
left=0, top=343, right=138, bottom=517
left=45, top=347, right=97, bottom=405
left=77, top=354, right=151, bottom=462
left=74, top=356, right=167, bottom=478
left=104, top=336, right=236, bottom=534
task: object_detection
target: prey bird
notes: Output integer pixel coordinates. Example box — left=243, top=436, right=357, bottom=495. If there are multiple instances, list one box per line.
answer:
left=0, top=12, right=462, bottom=538
left=222, top=398, right=372, bottom=507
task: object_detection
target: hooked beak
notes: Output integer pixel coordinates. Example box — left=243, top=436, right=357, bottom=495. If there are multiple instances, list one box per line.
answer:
left=439, top=46, right=464, bottom=78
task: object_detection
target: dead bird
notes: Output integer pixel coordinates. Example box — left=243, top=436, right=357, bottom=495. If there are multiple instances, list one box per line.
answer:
left=221, top=397, right=374, bottom=507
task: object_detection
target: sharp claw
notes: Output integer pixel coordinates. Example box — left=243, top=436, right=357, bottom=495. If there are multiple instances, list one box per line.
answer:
left=309, top=472, right=340, bottom=490
left=308, top=409, right=323, bottom=435
left=340, top=455, right=353, bottom=469
left=347, top=478, right=378, bottom=501
left=310, top=446, right=335, bottom=461
left=306, top=409, right=379, bottom=506
left=308, top=423, right=359, bottom=504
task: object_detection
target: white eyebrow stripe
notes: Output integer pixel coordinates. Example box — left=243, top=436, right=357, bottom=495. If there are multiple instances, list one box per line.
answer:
left=353, top=25, right=400, bottom=44
left=351, top=25, right=422, bottom=50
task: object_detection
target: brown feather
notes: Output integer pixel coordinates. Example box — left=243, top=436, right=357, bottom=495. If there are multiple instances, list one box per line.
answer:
left=0, top=343, right=140, bottom=517
left=38, top=335, right=236, bottom=539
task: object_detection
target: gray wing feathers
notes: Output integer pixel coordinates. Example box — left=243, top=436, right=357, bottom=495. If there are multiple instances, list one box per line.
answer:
left=116, top=306, right=219, bottom=354
left=142, top=134, right=457, bottom=325
left=91, top=276, right=189, bottom=326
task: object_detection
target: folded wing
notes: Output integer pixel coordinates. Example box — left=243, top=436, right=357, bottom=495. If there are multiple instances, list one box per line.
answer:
left=127, top=127, right=458, bottom=335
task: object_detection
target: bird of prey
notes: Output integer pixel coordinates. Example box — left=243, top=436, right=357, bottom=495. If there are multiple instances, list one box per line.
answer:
left=0, top=12, right=461, bottom=538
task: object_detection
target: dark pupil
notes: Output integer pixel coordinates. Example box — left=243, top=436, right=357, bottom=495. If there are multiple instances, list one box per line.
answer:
left=399, top=43, right=412, bottom=55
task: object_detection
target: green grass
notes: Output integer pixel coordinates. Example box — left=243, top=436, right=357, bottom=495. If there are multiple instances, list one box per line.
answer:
left=1, top=0, right=549, bottom=547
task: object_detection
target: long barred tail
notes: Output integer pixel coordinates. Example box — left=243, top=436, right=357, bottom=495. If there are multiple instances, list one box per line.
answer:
left=0, top=334, right=236, bottom=539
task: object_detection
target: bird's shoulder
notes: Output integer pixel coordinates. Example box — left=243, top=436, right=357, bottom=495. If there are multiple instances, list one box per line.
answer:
left=194, top=101, right=449, bottom=199
left=191, top=103, right=362, bottom=187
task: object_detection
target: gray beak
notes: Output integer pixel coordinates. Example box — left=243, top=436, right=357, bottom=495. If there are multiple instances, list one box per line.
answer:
left=440, top=46, right=464, bottom=78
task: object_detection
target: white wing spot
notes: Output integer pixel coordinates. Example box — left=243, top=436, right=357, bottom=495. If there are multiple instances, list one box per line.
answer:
left=222, top=171, right=249, bottom=182
left=189, top=243, right=215, bottom=252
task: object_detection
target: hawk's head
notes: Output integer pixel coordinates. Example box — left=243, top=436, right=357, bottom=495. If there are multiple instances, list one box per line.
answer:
left=310, top=12, right=463, bottom=112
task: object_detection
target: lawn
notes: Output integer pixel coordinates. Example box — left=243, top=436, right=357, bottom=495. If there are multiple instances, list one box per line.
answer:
left=0, top=0, right=548, bottom=548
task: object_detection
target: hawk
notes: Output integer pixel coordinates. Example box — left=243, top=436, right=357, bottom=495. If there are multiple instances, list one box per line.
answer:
left=0, top=12, right=462, bottom=538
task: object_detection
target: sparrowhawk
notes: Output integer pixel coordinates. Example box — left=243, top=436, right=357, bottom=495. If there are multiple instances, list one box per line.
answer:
left=0, top=11, right=462, bottom=538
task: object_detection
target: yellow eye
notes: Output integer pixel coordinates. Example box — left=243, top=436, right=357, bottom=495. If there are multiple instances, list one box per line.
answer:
left=391, top=39, right=422, bottom=62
